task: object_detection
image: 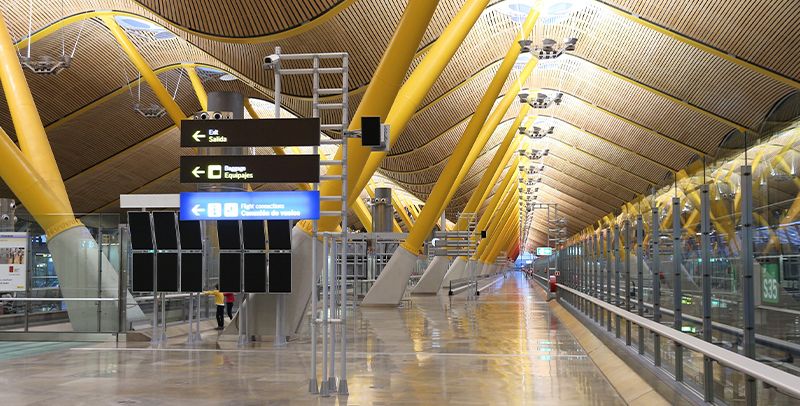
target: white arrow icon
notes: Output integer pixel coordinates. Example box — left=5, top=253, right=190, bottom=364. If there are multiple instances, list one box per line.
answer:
left=192, top=166, right=205, bottom=178
left=191, top=204, right=205, bottom=216
left=192, top=130, right=206, bottom=142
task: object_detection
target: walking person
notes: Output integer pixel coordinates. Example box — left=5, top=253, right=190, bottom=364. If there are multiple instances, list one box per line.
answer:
left=203, top=285, right=225, bottom=330
left=224, top=292, right=235, bottom=320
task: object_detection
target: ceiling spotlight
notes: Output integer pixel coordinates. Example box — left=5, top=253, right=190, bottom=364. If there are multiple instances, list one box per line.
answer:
left=518, top=39, right=533, bottom=53
left=518, top=89, right=530, bottom=103
left=134, top=103, right=166, bottom=118
left=529, top=37, right=579, bottom=60
left=20, top=54, right=71, bottom=75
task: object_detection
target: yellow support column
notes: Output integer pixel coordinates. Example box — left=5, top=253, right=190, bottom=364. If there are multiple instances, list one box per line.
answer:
left=353, top=197, right=374, bottom=233
left=391, top=192, right=415, bottom=231
left=101, top=16, right=185, bottom=127
left=477, top=195, right=519, bottom=261
left=475, top=159, right=521, bottom=237
left=0, top=129, right=79, bottom=237
left=397, top=55, right=539, bottom=255
left=0, top=15, right=72, bottom=210
left=300, top=0, right=443, bottom=234
left=457, top=108, right=530, bottom=231
left=185, top=65, right=208, bottom=111
left=349, top=0, right=492, bottom=206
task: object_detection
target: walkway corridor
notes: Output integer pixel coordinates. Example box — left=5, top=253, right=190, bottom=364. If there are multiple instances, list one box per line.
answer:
left=0, top=274, right=634, bottom=405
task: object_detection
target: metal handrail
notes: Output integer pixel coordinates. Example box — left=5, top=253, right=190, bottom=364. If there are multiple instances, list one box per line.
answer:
left=543, top=275, right=800, bottom=399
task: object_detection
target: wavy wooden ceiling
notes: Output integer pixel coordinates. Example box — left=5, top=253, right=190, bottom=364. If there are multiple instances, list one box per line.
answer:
left=0, top=0, right=797, bottom=238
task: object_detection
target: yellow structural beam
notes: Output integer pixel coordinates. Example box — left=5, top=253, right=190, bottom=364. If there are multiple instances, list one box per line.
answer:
left=400, top=16, right=542, bottom=255
left=476, top=189, right=519, bottom=260
left=598, top=1, right=800, bottom=90
left=391, top=192, right=415, bottom=230
left=0, top=129, right=80, bottom=238
left=456, top=106, right=531, bottom=231
left=300, top=0, right=441, bottom=234
left=350, top=0, right=491, bottom=205
left=475, top=157, right=520, bottom=237
left=353, top=196, right=374, bottom=233
left=185, top=65, right=208, bottom=111
left=101, top=15, right=185, bottom=127
left=0, top=15, right=72, bottom=211
left=481, top=207, right=518, bottom=263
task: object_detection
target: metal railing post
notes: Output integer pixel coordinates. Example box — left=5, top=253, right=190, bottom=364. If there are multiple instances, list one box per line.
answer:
left=672, top=196, right=683, bottom=382
left=700, top=184, right=714, bottom=402
left=652, top=204, right=661, bottom=366
left=637, top=216, right=644, bottom=355
left=741, top=165, right=756, bottom=406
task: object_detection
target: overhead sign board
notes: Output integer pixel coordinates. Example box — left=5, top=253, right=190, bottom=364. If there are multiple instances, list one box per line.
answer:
left=181, top=118, right=320, bottom=147
left=536, top=247, right=553, bottom=256
left=179, top=191, right=320, bottom=221
left=0, top=232, right=27, bottom=292
left=180, top=155, right=320, bottom=183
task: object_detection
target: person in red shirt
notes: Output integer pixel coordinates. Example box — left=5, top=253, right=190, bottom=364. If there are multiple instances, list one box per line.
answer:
left=223, top=292, right=235, bottom=320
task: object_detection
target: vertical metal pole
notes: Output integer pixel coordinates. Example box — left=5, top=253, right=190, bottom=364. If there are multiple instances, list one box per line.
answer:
left=606, top=229, right=612, bottom=331
left=637, top=216, right=644, bottom=355
left=614, top=224, right=621, bottom=338
left=186, top=292, right=194, bottom=345
left=700, top=184, right=714, bottom=402
left=320, top=235, right=330, bottom=396
left=741, top=165, right=756, bottom=406
left=672, top=196, right=683, bottom=382
left=329, top=238, right=337, bottom=393
left=652, top=204, right=661, bottom=366
left=624, top=220, right=632, bottom=345
left=273, top=46, right=288, bottom=347
left=97, top=227, right=104, bottom=332
left=308, top=54, right=320, bottom=394
left=593, top=233, right=599, bottom=322
left=338, top=54, right=350, bottom=396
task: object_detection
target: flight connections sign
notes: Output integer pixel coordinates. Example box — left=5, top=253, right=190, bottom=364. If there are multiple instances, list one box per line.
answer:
left=179, top=191, right=320, bottom=221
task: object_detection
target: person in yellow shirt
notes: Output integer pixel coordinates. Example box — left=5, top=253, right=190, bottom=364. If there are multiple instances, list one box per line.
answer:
left=203, top=285, right=225, bottom=330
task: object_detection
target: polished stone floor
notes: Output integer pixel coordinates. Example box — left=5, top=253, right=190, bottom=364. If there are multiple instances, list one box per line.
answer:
left=0, top=274, right=627, bottom=405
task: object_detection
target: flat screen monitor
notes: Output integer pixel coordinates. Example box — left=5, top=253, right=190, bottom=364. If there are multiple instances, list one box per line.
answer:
left=361, top=116, right=381, bottom=147
left=156, top=253, right=179, bottom=292
left=219, top=253, right=241, bottom=292
left=244, top=253, right=267, bottom=292
left=242, top=221, right=266, bottom=250
left=217, top=220, right=241, bottom=250
left=128, top=212, right=153, bottom=250
left=152, top=211, right=178, bottom=250
left=131, top=253, right=153, bottom=292
left=267, top=220, right=291, bottom=250
left=268, top=253, right=292, bottom=293
left=179, top=220, right=203, bottom=250
left=180, top=253, right=203, bottom=292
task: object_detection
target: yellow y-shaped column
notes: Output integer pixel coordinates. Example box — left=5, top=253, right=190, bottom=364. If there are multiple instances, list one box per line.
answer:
left=101, top=16, right=186, bottom=127
left=364, top=8, right=539, bottom=304
left=0, top=15, right=145, bottom=330
left=299, top=0, right=450, bottom=234
left=414, top=109, right=529, bottom=293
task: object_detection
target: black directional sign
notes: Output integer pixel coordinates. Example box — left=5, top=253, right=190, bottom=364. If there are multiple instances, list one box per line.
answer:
left=180, top=155, right=320, bottom=183
left=181, top=118, right=320, bottom=147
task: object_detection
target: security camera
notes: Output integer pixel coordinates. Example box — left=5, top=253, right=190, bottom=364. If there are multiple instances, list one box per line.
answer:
left=1, top=214, right=9, bottom=222
left=262, top=54, right=280, bottom=69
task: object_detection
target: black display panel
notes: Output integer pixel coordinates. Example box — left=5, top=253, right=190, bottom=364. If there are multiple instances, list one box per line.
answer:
left=128, top=212, right=153, bottom=250
left=242, top=221, right=266, bottom=250
left=180, top=253, right=203, bottom=292
left=152, top=212, right=178, bottom=250
left=267, top=220, right=292, bottom=250
left=180, top=155, right=320, bottom=183
left=244, top=253, right=267, bottom=293
left=179, top=220, right=203, bottom=250
left=217, top=220, right=241, bottom=250
left=219, top=253, right=241, bottom=292
left=361, top=116, right=381, bottom=147
left=181, top=118, right=321, bottom=147
left=268, top=253, right=292, bottom=293
left=156, top=253, right=179, bottom=292
left=131, top=253, right=153, bottom=292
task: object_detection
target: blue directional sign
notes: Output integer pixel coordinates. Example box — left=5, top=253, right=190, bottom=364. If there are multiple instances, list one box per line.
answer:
left=179, top=191, right=320, bottom=221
